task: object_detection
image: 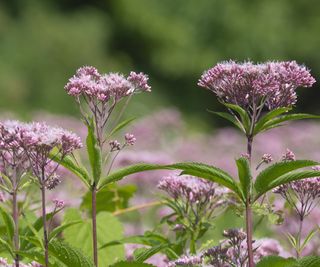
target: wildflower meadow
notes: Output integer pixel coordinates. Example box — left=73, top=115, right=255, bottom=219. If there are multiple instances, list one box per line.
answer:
left=0, top=59, right=320, bottom=267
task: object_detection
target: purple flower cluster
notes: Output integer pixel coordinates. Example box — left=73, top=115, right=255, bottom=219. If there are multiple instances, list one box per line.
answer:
left=262, top=153, right=273, bottom=164
left=202, top=229, right=285, bottom=266
left=0, top=257, right=40, bottom=267
left=158, top=174, right=224, bottom=204
left=0, top=120, right=82, bottom=185
left=282, top=148, right=296, bottom=161
left=65, top=66, right=151, bottom=102
left=198, top=61, right=315, bottom=110
left=167, top=255, right=202, bottom=267
left=273, top=172, right=320, bottom=220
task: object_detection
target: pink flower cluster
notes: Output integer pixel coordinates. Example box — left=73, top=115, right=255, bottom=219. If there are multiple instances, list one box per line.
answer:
left=0, top=257, right=40, bottom=267
left=198, top=61, right=315, bottom=110
left=157, top=173, right=222, bottom=203
left=0, top=120, right=82, bottom=184
left=65, top=66, right=151, bottom=102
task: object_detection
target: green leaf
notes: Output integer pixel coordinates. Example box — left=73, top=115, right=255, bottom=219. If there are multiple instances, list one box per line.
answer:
left=20, top=210, right=59, bottom=251
left=0, top=205, right=15, bottom=242
left=110, top=262, right=155, bottom=267
left=236, top=157, right=252, bottom=199
left=254, top=160, right=318, bottom=199
left=295, top=256, right=320, bottom=267
left=0, top=237, right=14, bottom=256
left=100, top=232, right=169, bottom=250
left=50, top=149, right=91, bottom=188
left=49, top=240, right=95, bottom=267
left=224, top=103, right=251, bottom=133
left=81, top=184, right=136, bottom=213
left=259, top=113, right=320, bottom=133
left=170, top=162, right=243, bottom=201
left=98, top=164, right=171, bottom=190
left=86, top=118, right=102, bottom=184
left=256, top=256, right=296, bottom=267
left=286, top=232, right=297, bottom=248
left=207, top=110, right=245, bottom=132
left=63, top=208, right=125, bottom=266
left=134, top=243, right=169, bottom=262
left=266, top=170, right=320, bottom=195
left=48, top=220, right=82, bottom=241
left=17, top=249, right=59, bottom=266
left=108, top=117, right=136, bottom=137
left=254, top=107, right=291, bottom=135
left=300, top=228, right=317, bottom=251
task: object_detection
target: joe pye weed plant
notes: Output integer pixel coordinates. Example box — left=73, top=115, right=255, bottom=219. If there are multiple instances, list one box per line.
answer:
left=0, top=61, right=320, bottom=267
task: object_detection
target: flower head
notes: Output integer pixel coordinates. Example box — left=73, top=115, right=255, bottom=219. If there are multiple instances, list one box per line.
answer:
left=282, top=148, right=295, bottom=161
left=53, top=199, right=65, bottom=209
left=125, top=133, right=136, bottom=146
left=127, top=71, right=151, bottom=92
left=19, top=122, right=82, bottom=185
left=262, top=153, right=273, bottom=164
left=198, top=61, right=315, bottom=110
left=273, top=170, right=320, bottom=220
left=158, top=174, right=220, bottom=203
left=65, top=66, right=151, bottom=103
left=167, top=255, right=202, bottom=267
left=109, top=140, right=121, bottom=151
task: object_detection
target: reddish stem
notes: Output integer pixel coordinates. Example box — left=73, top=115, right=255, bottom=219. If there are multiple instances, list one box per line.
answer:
left=246, top=136, right=255, bottom=267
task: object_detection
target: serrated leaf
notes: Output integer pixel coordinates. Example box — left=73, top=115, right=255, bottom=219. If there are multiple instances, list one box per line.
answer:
left=207, top=110, right=245, bottom=132
left=48, top=240, right=95, bottom=267
left=48, top=220, right=82, bottom=241
left=254, top=160, right=318, bottom=199
left=236, top=157, right=252, bottom=199
left=170, top=162, right=243, bottom=201
left=254, top=107, right=291, bottom=135
left=258, top=113, right=320, bottom=133
left=86, top=118, right=102, bottom=184
left=224, top=103, right=251, bottom=133
left=267, top=170, right=320, bottom=196
left=17, top=249, right=60, bottom=267
left=20, top=210, right=59, bottom=251
left=295, top=256, right=320, bottom=267
left=256, top=256, right=296, bottom=267
left=63, top=209, right=125, bottom=266
left=50, top=149, right=91, bottom=188
left=0, top=205, right=15, bottom=242
left=98, top=164, right=171, bottom=190
left=110, top=262, right=155, bottom=267
left=108, top=117, right=136, bottom=137
left=81, top=184, right=136, bottom=213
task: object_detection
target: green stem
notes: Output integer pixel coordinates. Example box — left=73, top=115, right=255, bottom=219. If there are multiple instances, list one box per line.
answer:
left=92, top=185, right=98, bottom=266
left=12, top=189, right=20, bottom=267
left=296, top=217, right=304, bottom=258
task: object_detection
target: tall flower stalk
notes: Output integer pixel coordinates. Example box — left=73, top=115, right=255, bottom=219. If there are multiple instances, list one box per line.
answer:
left=198, top=60, right=315, bottom=267
left=19, top=122, right=82, bottom=267
left=0, top=121, right=30, bottom=267
left=64, top=66, right=151, bottom=266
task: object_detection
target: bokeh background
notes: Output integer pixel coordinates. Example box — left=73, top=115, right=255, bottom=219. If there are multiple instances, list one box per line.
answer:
left=0, top=0, right=319, bottom=126
left=1, top=1, right=320, bottom=263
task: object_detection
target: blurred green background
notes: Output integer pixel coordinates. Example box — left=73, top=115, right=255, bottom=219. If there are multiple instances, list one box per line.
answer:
left=0, top=0, right=319, bottom=126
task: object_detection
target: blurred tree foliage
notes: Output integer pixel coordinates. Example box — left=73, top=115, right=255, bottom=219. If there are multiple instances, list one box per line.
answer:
left=0, top=0, right=319, bottom=124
